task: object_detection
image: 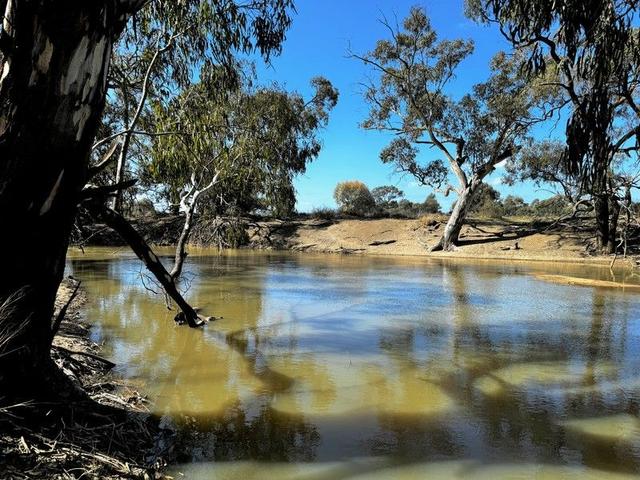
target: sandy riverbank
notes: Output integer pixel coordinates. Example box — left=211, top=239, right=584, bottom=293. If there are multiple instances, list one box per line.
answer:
left=248, top=216, right=634, bottom=266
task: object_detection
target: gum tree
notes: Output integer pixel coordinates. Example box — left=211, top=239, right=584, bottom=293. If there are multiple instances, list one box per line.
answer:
left=144, top=71, right=337, bottom=284
left=0, top=0, right=293, bottom=398
left=466, top=0, right=640, bottom=253
left=372, top=185, right=405, bottom=208
left=355, top=7, right=551, bottom=251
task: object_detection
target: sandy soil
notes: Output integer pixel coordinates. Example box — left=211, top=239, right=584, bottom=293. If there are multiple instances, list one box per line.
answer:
left=534, top=274, right=640, bottom=291
left=83, top=213, right=636, bottom=266
left=260, top=216, right=616, bottom=265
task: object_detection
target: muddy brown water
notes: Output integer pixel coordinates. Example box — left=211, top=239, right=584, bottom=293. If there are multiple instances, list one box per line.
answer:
left=66, top=248, right=640, bottom=479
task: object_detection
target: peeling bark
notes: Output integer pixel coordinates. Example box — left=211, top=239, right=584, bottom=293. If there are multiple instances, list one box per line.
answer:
left=0, top=1, right=129, bottom=396
left=170, top=172, right=219, bottom=281
left=170, top=203, right=194, bottom=281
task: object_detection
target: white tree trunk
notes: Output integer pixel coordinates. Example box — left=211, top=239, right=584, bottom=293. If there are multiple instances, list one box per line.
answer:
left=432, top=183, right=479, bottom=252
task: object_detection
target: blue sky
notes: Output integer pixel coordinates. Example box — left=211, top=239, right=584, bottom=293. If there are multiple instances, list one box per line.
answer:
left=253, top=0, right=560, bottom=212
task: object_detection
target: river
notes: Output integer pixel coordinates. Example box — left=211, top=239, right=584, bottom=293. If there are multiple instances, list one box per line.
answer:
left=67, top=248, right=640, bottom=479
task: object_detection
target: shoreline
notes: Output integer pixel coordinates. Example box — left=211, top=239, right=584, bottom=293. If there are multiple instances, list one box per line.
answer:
left=70, top=242, right=633, bottom=267
left=79, top=215, right=639, bottom=270
left=0, top=279, right=167, bottom=480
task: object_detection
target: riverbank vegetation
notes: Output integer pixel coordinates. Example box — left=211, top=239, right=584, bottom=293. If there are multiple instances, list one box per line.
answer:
left=0, top=0, right=639, bottom=478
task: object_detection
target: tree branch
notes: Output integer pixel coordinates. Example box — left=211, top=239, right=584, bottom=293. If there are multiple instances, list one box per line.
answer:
left=81, top=179, right=137, bottom=200
left=87, top=140, right=122, bottom=178
left=88, top=203, right=207, bottom=328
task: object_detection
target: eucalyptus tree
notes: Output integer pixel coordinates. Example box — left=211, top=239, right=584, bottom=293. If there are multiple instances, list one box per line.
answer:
left=372, top=185, right=405, bottom=208
left=334, top=181, right=376, bottom=216
left=466, top=0, right=640, bottom=253
left=239, top=77, right=339, bottom=217
left=504, top=141, right=581, bottom=204
left=355, top=7, right=551, bottom=251
left=142, top=71, right=338, bottom=284
left=0, top=0, right=294, bottom=398
left=423, top=193, right=441, bottom=214
left=96, top=1, right=264, bottom=212
left=143, top=68, right=242, bottom=287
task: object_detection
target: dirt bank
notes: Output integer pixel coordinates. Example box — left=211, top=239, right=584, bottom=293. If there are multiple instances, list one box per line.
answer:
left=0, top=279, right=168, bottom=479
left=80, top=214, right=638, bottom=266
left=248, top=216, right=637, bottom=266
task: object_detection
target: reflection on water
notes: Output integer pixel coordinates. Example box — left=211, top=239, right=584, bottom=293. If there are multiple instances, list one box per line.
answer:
left=67, top=248, right=640, bottom=479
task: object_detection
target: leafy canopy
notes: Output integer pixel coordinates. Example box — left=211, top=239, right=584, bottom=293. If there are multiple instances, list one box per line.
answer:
left=358, top=7, right=552, bottom=193
left=334, top=181, right=376, bottom=216
left=466, top=0, right=640, bottom=191
left=372, top=185, right=405, bottom=207
left=144, top=66, right=338, bottom=217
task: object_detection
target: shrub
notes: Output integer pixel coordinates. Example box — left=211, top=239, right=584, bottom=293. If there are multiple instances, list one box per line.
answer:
left=422, top=193, right=441, bottom=214
left=469, top=184, right=504, bottom=218
left=530, top=195, right=572, bottom=218
left=371, top=185, right=404, bottom=207
left=334, top=181, right=376, bottom=216
left=417, top=213, right=447, bottom=228
left=310, top=207, right=337, bottom=220
left=130, top=198, right=157, bottom=218
left=502, top=195, right=529, bottom=216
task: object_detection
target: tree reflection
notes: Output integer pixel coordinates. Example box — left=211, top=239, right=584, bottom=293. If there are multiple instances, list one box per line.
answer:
left=69, top=252, right=640, bottom=475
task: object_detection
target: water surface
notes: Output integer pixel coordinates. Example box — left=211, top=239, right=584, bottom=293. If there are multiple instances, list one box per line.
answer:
left=67, top=249, right=640, bottom=479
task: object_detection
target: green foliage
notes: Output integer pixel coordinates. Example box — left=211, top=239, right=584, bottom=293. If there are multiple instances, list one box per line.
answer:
left=389, top=199, right=427, bottom=218
left=469, top=183, right=504, bottom=217
left=220, top=218, right=250, bottom=248
left=125, top=0, right=295, bottom=89
left=96, top=0, right=296, bottom=208
left=467, top=189, right=573, bottom=219
left=501, top=195, right=529, bottom=216
left=359, top=7, right=550, bottom=193
left=310, top=207, right=337, bottom=220
left=334, top=181, right=376, bottom=216
left=369, top=187, right=440, bottom=218
left=422, top=193, right=441, bottom=214
left=467, top=0, right=640, bottom=194
left=371, top=185, right=405, bottom=207
left=142, top=67, right=338, bottom=217
left=131, top=198, right=158, bottom=218
left=504, top=141, right=579, bottom=202
left=239, top=77, right=339, bottom=217
left=529, top=195, right=573, bottom=218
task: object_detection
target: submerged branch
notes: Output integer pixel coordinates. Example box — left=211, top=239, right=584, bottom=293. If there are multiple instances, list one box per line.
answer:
left=88, top=204, right=209, bottom=328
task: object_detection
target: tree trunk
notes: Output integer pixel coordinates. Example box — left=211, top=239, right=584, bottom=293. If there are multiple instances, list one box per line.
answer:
left=0, top=2, right=127, bottom=397
left=594, top=194, right=610, bottom=254
left=94, top=205, right=205, bottom=327
left=111, top=101, right=130, bottom=213
left=606, top=195, right=621, bottom=255
left=170, top=203, right=196, bottom=281
left=170, top=172, right=219, bottom=281
left=432, top=184, right=478, bottom=252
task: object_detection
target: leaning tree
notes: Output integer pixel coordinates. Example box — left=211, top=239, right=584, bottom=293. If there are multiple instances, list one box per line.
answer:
left=355, top=7, right=552, bottom=251
left=0, top=0, right=294, bottom=399
left=466, top=0, right=640, bottom=253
